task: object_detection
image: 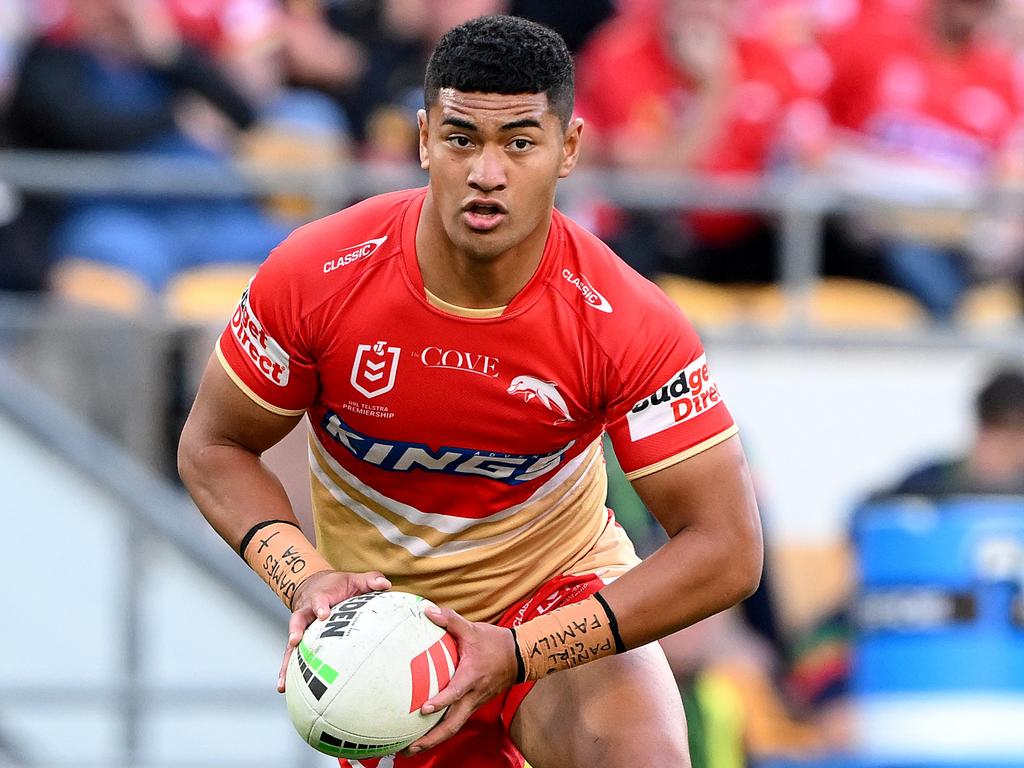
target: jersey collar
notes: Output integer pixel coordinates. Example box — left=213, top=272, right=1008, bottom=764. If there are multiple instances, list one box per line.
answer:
left=399, top=187, right=562, bottom=322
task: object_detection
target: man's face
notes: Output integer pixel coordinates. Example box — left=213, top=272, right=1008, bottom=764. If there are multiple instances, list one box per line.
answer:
left=418, top=89, right=582, bottom=262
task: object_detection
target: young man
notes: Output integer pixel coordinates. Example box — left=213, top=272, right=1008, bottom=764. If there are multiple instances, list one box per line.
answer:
left=178, top=15, right=762, bottom=768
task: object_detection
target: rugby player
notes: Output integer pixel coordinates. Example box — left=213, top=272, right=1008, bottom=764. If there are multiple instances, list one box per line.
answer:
left=178, top=15, right=762, bottom=768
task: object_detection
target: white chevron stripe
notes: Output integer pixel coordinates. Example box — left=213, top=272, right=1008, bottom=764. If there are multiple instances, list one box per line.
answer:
left=309, top=455, right=438, bottom=557
left=308, top=435, right=604, bottom=558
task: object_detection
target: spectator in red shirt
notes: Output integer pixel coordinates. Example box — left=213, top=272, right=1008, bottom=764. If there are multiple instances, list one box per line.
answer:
left=576, top=0, right=809, bottom=282
left=821, top=0, right=1022, bottom=319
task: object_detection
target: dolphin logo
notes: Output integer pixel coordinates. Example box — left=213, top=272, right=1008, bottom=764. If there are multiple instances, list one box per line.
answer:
left=507, top=375, right=574, bottom=423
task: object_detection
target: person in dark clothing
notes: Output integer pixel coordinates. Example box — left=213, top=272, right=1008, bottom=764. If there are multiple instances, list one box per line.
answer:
left=888, top=367, right=1024, bottom=496
left=509, top=0, right=615, bottom=52
left=5, top=0, right=290, bottom=292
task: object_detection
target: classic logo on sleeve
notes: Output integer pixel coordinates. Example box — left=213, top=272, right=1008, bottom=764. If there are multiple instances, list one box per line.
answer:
left=230, top=289, right=290, bottom=386
left=323, top=235, right=388, bottom=274
left=562, top=268, right=612, bottom=313
left=626, top=354, right=722, bottom=441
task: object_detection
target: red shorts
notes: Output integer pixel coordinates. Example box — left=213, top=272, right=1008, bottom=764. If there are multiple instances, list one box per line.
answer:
left=338, top=573, right=607, bottom=768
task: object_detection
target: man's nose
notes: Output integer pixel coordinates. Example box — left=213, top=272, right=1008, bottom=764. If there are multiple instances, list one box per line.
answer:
left=467, top=143, right=507, bottom=193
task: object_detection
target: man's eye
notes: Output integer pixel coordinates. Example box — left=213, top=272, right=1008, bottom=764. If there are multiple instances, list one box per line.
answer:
left=510, top=139, right=533, bottom=151
left=448, top=136, right=473, bottom=148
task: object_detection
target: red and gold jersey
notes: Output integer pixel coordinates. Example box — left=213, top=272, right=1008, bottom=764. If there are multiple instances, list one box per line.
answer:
left=218, top=188, right=736, bottom=622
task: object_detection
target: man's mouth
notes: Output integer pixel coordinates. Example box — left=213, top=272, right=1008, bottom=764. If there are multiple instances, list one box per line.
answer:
left=462, top=201, right=507, bottom=231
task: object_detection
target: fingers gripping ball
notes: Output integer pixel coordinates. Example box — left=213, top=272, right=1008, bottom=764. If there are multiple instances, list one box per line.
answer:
left=285, top=591, right=459, bottom=759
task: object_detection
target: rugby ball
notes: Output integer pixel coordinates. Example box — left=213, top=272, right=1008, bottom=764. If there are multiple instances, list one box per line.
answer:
left=285, top=590, right=458, bottom=759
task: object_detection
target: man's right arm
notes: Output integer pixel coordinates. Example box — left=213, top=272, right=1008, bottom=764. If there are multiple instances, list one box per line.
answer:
left=178, top=355, right=305, bottom=554
left=178, top=354, right=391, bottom=690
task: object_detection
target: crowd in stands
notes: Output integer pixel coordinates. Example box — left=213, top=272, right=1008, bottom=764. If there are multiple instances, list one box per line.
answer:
left=2, top=0, right=1024, bottom=314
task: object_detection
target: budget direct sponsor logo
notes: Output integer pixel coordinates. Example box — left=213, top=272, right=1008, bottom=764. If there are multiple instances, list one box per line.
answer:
left=323, top=235, right=388, bottom=274
left=322, top=410, right=574, bottom=485
left=417, top=346, right=499, bottom=377
left=562, top=268, right=612, bottom=313
left=626, top=354, right=722, bottom=441
left=230, top=288, right=290, bottom=386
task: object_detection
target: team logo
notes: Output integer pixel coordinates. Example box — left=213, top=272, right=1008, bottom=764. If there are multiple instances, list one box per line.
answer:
left=626, top=354, right=722, bottom=441
left=323, top=235, right=388, bottom=273
left=508, top=375, right=574, bottom=423
left=408, top=634, right=458, bottom=713
left=418, top=346, right=499, bottom=378
left=562, top=268, right=612, bottom=313
left=351, top=341, right=401, bottom=399
left=230, top=287, right=290, bottom=386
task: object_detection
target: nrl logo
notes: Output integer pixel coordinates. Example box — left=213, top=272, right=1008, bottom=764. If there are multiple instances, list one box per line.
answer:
left=351, top=340, right=401, bottom=399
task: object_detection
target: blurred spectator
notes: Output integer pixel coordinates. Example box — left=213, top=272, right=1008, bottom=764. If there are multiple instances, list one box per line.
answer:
left=0, top=0, right=43, bottom=292
left=509, top=0, right=615, bottom=52
left=576, top=0, right=809, bottom=282
left=0, top=0, right=30, bottom=112
left=821, top=0, right=1023, bottom=320
left=164, top=0, right=352, bottom=217
left=882, top=366, right=1024, bottom=495
left=6, top=0, right=292, bottom=292
left=320, top=0, right=505, bottom=160
left=783, top=364, right=1024, bottom=756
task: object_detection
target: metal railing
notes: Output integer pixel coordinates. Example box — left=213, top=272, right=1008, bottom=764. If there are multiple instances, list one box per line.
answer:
left=1, top=150, right=1023, bottom=467
left=0, top=356, right=326, bottom=768
left=3, top=148, right=1021, bottom=333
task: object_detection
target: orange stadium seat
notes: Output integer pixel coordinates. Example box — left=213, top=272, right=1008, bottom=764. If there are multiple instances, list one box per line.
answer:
left=163, top=264, right=257, bottom=325
left=657, top=276, right=929, bottom=331
left=655, top=275, right=748, bottom=328
left=50, top=257, right=152, bottom=315
left=747, top=279, right=929, bottom=330
left=956, top=282, right=1024, bottom=329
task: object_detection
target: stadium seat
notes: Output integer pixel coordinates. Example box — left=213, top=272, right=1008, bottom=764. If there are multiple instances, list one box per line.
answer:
left=163, top=264, right=257, bottom=325
left=50, top=257, right=152, bottom=315
left=240, top=124, right=346, bottom=219
left=746, top=279, right=929, bottom=330
left=657, top=276, right=929, bottom=331
left=655, top=275, right=747, bottom=328
left=956, top=281, right=1024, bottom=329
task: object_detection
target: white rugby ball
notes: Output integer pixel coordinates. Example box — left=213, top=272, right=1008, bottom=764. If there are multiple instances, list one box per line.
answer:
left=285, top=590, right=458, bottom=760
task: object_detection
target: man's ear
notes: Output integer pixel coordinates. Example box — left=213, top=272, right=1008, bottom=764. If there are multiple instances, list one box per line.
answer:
left=417, top=109, right=430, bottom=171
left=559, top=117, right=584, bottom=179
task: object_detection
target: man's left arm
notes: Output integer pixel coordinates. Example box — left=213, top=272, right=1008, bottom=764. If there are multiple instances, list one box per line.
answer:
left=599, top=433, right=762, bottom=648
left=404, top=433, right=761, bottom=755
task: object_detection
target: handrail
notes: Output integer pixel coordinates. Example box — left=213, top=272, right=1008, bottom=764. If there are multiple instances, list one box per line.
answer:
left=0, top=351, right=286, bottom=625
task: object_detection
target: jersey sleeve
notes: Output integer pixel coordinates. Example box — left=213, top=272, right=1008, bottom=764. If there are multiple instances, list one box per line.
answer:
left=215, top=241, right=318, bottom=416
left=604, top=298, right=736, bottom=480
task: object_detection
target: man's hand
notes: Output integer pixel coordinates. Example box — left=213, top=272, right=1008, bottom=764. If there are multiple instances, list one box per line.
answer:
left=404, top=606, right=518, bottom=756
left=276, top=570, right=391, bottom=692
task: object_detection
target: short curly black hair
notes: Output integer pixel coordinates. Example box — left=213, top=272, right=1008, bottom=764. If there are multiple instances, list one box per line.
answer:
left=424, top=15, right=574, bottom=128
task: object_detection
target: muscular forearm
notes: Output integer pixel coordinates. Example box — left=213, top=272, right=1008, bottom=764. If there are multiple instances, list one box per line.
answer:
left=599, top=521, right=763, bottom=649
left=179, top=433, right=333, bottom=607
